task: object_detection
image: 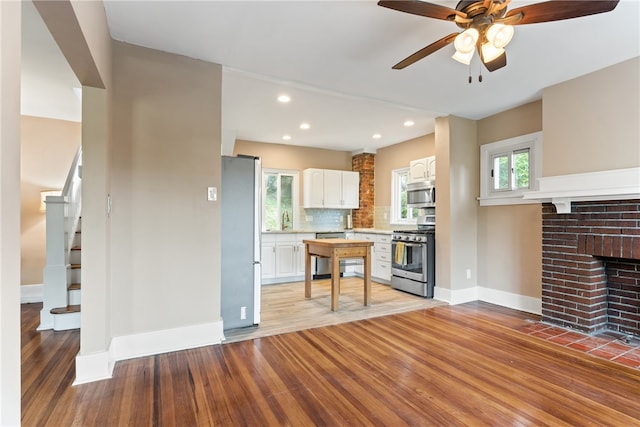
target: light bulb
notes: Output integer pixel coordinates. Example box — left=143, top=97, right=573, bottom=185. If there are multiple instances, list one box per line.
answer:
left=486, top=24, right=514, bottom=49
left=481, top=42, right=504, bottom=63
left=454, top=28, right=479, bottom=54
left=452, top=50, right=474, bottom=65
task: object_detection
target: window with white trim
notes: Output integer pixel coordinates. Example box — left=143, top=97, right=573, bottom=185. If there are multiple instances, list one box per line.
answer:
left=262, top=169, right=299, bottom=231
left=480, top=131, right=542, bottom=206
left=391, top=167, right=419, bottom=224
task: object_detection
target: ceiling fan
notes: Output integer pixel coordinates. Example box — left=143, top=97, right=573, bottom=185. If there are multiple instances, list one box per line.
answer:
left=378, top=0, right=620, bottom=73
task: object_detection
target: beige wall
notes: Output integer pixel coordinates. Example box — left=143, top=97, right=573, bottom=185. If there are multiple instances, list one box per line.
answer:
left=435, top=116, right=479, bottom=294
left=233, top=139, right=352, bottom=201
left=476, top=101, right=542, bottom=298
left=110, top=42, right=222, bottom=335
left=374, top=134, right=435, bottom=207
left=234, top=139, right=352, bottom=170
left=543, top=57, right=640, bottom=176
left=20, top=116, right=81, bottom=285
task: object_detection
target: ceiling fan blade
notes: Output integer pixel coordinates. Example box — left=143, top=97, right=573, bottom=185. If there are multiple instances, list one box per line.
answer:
left=378, top=1, right=465, bottom=21
left=505, top=0, right=619, bottom=25
left=392, top=33, right=459, bottom=70
left=483, top=51, right=507, bottom=72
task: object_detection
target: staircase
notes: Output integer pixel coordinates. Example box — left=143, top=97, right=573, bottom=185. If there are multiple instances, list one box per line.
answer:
left=49, top=221, right=82, bottom=331
left=39, top=146, right=82, bottom=331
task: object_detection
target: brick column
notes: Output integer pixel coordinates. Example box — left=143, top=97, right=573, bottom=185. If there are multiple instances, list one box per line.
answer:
left=351, top=153, right=375, bottom=228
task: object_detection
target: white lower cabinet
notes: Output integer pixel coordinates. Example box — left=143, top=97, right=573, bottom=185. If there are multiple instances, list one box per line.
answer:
left=262, top=233, right=315, bottom=284
left=353, top=232, right=391, bottom=284
left=261, top=234, right=277, bottom=279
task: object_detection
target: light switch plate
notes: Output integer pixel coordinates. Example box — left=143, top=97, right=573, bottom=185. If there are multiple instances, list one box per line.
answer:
left=207, top=187, right=217, bottom=201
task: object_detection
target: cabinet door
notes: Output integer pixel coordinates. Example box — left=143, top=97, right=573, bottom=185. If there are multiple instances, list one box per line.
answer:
left=341, top=171, right=360, bottom=208
left=295, top=233, right=315, bottom=275
left=409, top=158, right=427, bottom=183
left=276, top=243, right=296, bottom=277
left=303, top=168, right=325, bottom=208
left=261, top=242, right=276, bottom=279
left=426, top=156, right=436, bottom=180
left=322, top=169, right=343, bottom=208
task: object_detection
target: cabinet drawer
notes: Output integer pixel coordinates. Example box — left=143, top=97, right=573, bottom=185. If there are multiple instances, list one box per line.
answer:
left=374, top=243, right=390, bottom=254
left=376, top=234, right=392, bottom=244
left=262, top=234, right=276, bottom=243
left=376, top=251, right=391, bottom=263
left=358, top=234, right=375, bottom=241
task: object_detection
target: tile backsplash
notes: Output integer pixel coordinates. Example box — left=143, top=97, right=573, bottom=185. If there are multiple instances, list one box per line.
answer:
left=297, top=208, right=350, bottom=230
left=294, top=206, right=411, bottom=231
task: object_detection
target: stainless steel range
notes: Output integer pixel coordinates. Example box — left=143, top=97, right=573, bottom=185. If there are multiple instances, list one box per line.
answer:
left=391, top=226, right=435, bottom=297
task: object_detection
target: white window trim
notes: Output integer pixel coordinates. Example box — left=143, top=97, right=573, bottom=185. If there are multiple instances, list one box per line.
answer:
left=479, top=131, right=542, bottom=206
left=262, top=168, right=299, bottom=231
left=391, top=167, right=418, bottom=225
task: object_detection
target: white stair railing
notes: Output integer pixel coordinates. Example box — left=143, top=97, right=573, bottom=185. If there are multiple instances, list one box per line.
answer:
left=38, top=146, right=82, bottom=330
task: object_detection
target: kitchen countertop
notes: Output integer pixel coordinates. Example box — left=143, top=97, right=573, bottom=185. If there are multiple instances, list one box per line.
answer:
left=262, top=228, right=393, bottom=234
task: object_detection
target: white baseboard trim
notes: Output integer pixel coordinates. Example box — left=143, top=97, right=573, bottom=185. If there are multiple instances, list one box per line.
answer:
left=74, top=351, right=113, bottom=385
left=433, top=285, right=541, bottom=315
left=433, top=286, right=478, bottom=305
left=478, top=286, right=542, bottom=315
left=21, top=284, right=43, bottom=303
left=73, top=319, right=226, bottom=385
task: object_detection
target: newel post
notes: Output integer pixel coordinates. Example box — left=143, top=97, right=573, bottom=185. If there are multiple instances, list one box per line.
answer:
left=38, top=195, right=69, bottom=330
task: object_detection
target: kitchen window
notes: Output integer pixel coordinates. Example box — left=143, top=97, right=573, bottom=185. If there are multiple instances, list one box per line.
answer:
left=262, top=169, right=299, bottom=231
left=479, top=131, right=542, bottom=206
left=391, top=167, right=419, bottom=224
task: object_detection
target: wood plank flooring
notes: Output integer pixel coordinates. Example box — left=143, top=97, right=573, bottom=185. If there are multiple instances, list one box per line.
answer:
left=21, top=299, right=640, bottom=426
left=224, top=278, right=447, bottom=343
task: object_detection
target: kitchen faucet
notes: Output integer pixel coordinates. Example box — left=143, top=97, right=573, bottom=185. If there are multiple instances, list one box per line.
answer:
left=281, top=210, right=290, bottom=230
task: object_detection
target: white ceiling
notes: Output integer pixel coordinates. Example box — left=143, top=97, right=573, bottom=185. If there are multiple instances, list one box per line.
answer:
left=22, top=0, right=640, bottom=152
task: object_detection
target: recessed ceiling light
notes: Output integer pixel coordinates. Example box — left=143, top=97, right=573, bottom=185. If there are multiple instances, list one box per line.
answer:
left=404, top=120, right=415, bottom=127
left=277, top=94, right=291, bottom=103
left=282, top=134, right=292, bottom=140
left=372, top=133, right=382, bottom=139
left=299, top=122, right=310, bottom=130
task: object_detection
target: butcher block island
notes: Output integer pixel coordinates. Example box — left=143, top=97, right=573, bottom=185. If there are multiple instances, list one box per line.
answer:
left=303, top=238, right=374, bottom=311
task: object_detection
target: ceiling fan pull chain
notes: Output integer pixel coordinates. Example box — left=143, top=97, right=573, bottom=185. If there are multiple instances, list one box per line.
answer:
left=478, top=60, right=483, bottom=83
left=468, top=63, right=472, bottom=84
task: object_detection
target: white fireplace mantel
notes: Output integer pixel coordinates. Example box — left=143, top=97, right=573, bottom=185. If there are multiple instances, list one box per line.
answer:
left=523, top=167, right=640, bottom=213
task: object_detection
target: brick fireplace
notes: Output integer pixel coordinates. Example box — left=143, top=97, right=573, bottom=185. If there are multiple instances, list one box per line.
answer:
left=541, top=199, right=640, bottom=337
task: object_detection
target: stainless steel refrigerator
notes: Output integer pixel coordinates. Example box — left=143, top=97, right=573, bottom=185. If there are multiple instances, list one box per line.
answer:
left=221, top=155, right=261, bottom=330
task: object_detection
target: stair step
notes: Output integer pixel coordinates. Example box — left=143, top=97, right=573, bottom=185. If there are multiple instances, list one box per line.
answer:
left=50, top=305, right=80, bottom=315
left=68, top=283, right=81, bottom=291
left=71, top=246, right=81, bottom=251
left=70, top=264, right=81, bottom=269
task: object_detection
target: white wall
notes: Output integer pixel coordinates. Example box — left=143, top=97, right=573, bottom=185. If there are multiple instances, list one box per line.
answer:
left=0, top=1, right=22, bottom=424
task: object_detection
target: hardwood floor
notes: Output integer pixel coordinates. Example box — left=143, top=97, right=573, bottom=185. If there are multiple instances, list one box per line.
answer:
left=21, top=298, right=640, bottom=426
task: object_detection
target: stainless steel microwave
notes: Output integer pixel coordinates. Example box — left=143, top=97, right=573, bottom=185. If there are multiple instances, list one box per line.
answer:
left=407, top=180, right=435, bottom=208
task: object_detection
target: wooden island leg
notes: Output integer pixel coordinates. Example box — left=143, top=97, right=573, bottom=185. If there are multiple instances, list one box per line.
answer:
left=304, top=244, right=311, bottom=299
left=364, top=246, right=371, bottom=306
left=331, top=250, right=340, bottom=311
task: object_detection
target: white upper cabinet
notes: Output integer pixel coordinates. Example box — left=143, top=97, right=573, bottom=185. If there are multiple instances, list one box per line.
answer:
left=303, top=168, right=325, bottom=207
left=303, top=168, right=359, bottom=209
left=409, top=156, right=436, bottom=183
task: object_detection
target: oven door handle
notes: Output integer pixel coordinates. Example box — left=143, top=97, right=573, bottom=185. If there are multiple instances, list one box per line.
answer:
left=393, top=242, right=423, bottom=248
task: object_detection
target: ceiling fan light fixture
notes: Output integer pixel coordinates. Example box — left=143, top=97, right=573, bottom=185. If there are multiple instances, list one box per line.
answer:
left=452, top=49, right=474, bottom=65
left=486, top=23, right=514, bottom=49
left=454, top=28, right=479, bottom=54
left=481, top=42, right=504, bottom=63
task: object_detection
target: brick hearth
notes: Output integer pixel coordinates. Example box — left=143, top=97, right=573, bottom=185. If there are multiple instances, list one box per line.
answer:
left=542, top=200, right=640, bottom=336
